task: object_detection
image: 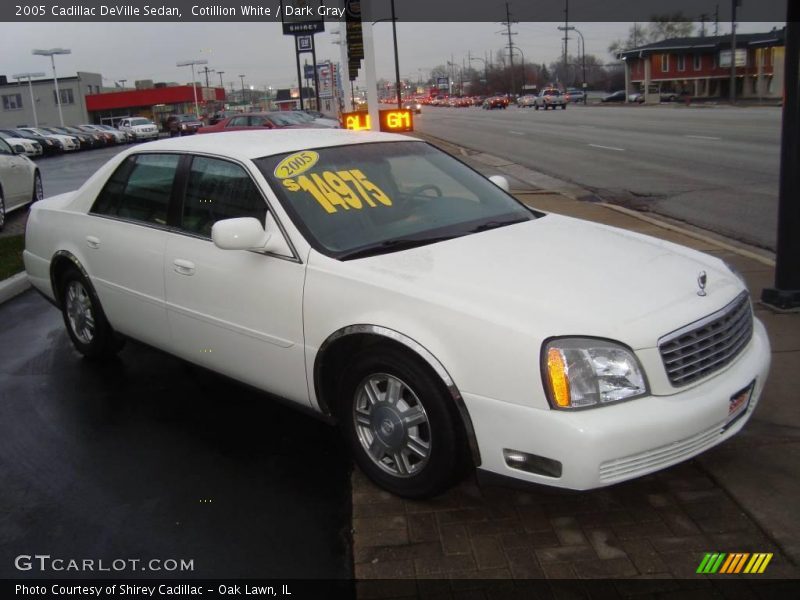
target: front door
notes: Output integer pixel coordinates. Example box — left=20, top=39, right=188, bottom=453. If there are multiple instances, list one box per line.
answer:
left=163, top=155, right=308, bottom=406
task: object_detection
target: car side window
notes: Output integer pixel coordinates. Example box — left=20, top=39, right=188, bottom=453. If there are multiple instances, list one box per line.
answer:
left=0, top=138, right=11, bottom=155
left=180, top=156, right=267, bottom=238
left=91, top=154, right=179, bottom=226
left=227, top=116, right=251, bottom=127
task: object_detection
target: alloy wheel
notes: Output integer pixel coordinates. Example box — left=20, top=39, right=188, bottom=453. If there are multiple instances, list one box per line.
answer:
left=353, top=373, right=431, bottom=478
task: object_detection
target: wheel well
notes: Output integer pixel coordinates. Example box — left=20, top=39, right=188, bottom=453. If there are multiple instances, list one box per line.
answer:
left=314, top=329, right=481, bottom=467
left=316, top=333, right=406, bottom=416
left=49, top=253, right=83, bottom=308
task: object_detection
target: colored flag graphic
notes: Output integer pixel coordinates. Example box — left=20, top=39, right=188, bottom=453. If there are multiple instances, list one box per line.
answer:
left=696, top=552, right=773, bottom=574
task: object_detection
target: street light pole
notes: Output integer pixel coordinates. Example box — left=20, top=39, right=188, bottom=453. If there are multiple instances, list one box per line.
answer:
left=176, top=59, right=208, bottom=117
left=729, top=0, right=738, bottom=103
left=558, top=25, right=585, bottom=88
left=12, top=71, right=45, bottom=127
left=32, top=48, right=71, bottom=126
left=371, top=3, right=403, bottom=110
left=390, top=0, right=402, bottom=108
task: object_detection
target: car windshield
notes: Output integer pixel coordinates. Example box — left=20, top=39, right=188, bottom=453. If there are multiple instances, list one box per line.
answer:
left=256, top=141, right=538, bottom=260
left=179, top=115, right=198, bottom=122
left=130, top=118, right=151, bottom=125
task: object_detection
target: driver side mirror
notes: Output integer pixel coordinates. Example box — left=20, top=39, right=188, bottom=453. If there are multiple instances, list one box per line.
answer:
left=212, top=217, right=270, bottom=250
left=488, top=175, right=510, bottom=192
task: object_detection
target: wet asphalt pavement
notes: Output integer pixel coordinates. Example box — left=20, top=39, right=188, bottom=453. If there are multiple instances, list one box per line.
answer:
left=1, top=146, right=353, bottom=579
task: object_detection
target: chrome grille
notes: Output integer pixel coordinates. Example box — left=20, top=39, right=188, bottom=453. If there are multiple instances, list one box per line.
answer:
left=659, top=292, right=752, bottom=386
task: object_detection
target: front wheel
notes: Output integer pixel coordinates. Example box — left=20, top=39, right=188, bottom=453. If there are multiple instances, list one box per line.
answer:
left=338, top=348, right=466, bottom=498
left=59, top=268, right=124, bottom=359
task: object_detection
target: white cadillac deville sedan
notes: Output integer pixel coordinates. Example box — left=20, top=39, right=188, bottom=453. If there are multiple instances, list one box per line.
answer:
left=24, top=130, right=770, bottom=498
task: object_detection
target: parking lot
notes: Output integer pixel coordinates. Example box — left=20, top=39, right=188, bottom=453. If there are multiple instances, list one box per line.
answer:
left=2, top=136, right=799, bottom=590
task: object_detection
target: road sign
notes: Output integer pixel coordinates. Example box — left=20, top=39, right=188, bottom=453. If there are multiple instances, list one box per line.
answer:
left=281, top=0, right=325, bottom=35
left=437, top=77, right=449, bottom=90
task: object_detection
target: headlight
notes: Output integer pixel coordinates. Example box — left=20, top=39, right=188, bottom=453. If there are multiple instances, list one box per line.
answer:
left=542, top=337, right=648, bottom=410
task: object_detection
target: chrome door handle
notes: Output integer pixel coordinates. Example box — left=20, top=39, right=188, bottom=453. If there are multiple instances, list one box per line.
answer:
left=86, top=236, right=100, bottom=249
left=173, top=259, right=196, bottom=276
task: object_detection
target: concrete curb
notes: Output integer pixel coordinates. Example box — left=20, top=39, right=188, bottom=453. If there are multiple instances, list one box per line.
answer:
left=0, top=272, right=30, bottom=305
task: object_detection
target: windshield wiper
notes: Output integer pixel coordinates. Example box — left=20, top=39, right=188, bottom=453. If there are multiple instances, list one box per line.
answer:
left=467, top=217, right=529, bottom=233
left=339, top=235, right=462, bottom=260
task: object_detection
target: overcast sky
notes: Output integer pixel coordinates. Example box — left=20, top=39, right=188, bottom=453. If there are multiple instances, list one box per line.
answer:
left=0, top=21, right=785, bottom=92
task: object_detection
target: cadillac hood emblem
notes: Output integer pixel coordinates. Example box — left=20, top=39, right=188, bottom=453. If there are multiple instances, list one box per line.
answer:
left=697, top=271, right=708, bottom=296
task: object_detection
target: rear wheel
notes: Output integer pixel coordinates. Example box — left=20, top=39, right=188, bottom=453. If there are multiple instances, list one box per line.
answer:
left=59, top=267, right=124, bottom=359
left=338, top=347, right=466, bottom=498
left=0, top=189, right=5, bottom=232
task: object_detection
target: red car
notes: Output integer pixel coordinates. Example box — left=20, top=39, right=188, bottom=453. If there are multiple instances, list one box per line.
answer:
left=197, top=112, right=311, bottom=134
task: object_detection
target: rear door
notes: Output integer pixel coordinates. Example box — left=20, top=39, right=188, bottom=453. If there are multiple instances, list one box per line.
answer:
left=84, top=153, right=179, bottom=347
left=0, top=137, right=29, bottom=209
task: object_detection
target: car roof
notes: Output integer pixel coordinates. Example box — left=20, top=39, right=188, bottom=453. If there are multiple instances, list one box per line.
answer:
left=129, top=129, right=416, bottom=161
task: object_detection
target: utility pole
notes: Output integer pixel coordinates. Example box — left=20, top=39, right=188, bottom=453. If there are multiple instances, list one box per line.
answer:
left=239, top=74, right=246, bottom=105
left=563, top=0, right=569, bottom=84
left=217, top=71, right=224, bottom=88
left=729, top=0, right=738, bottom=103
left=700, top=14, right=708, bottom=37
left=714, top=4, right=720, bottom=36
left=200, top=66, right=214, bottom=88
left=503, top=1, right=516, bottom=95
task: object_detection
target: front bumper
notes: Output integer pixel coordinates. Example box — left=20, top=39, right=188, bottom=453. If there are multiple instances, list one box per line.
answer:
left=464, top=318, right=770, bottom=490
left=130, top=129, right=159, bottom=141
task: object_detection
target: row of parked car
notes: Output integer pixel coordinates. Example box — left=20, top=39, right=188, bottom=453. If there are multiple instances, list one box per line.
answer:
left=0, top=121, right=155, bottom=158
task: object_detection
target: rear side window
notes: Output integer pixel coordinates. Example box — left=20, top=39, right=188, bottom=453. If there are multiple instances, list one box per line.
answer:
left=91, top=154, right=179, bottom=226
left=179, top=156, right=266, bottom=237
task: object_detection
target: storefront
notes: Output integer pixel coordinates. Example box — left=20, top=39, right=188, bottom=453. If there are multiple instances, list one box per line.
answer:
left=86, top=85, right=226, bottom=129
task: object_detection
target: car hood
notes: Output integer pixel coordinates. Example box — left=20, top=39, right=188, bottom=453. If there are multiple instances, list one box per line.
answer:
left=42, top=133, right=75, bottom=142
left=339, top=214, right=744, bottom=349
left=4, top=137, right=35, bottom=147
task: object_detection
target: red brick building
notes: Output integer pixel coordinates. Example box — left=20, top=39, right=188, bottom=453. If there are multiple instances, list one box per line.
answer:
left=618, top=29, right=785, bottom=102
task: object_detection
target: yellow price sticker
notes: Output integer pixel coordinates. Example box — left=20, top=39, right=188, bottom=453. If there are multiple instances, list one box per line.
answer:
left=281, top=169, right=392, bottom=214
left=273, top=150, right=319, bottom=179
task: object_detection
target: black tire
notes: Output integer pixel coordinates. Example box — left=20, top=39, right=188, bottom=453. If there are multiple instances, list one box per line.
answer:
left=534, top=104, right=539, bottom=110
left=338, top=347, right=467, bottom=498
left=561, top=104, right=567, bottom=110
left=59, top=267, right=124, bottom=359
left=31, top=171, right=43, bottom=205
left=0, top=188, right=5, bottom=232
